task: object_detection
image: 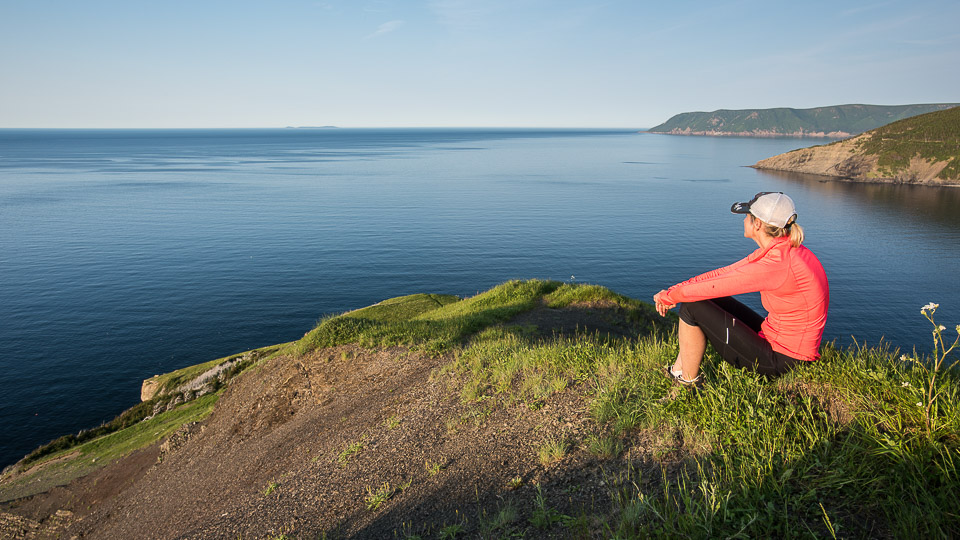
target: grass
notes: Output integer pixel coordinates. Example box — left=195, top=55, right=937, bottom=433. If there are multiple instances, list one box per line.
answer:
left=333, top=280, right=955, bottom=535
left=438, top=523, right=464, bottom=539
left=337, top=437, right=366, bottom=467
left=530, top=484, right=572, bottom=529
left=150, top=344, right=284, bottom=395
left=16, top=342, right=280, bottom=472
left=20, top=398, right=161, bottom=466
left=537, top=437, right=568, bottom=466
left=586, top=431, right=624, bottom=459
left=425, top=460, right=443, bottom=476
left=856, top=105, right=960, bottom=179
left=364, top=480, right=411, bottom=511
left=1, top=393, right=220, bottom=502
left=288, top=280, right=561, bottom=356
left=344, top=293, right=461, bottom=322
left=364, top=482, right=393, bottom=510
left=7, top=279, right=959, bottom=536
left=479, top=504, right=518, bottom=532
left=429, top=281, right=960, bottom=537
left=71, top=393, right=218, bottom=462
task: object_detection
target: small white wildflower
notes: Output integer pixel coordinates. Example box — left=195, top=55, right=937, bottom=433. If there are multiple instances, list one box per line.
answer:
left=902, top=381, right=910, bottom=387
left=917, top=402, right=923, bottom=407
left=938, top=325, right=947, bottom=332
left=921, top=302, right=939, bottom=313
left=899, top=354, right=909, bottom=362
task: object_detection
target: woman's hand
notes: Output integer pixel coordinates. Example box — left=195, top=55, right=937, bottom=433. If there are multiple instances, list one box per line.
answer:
left=653, top=290, right=675, bottom=317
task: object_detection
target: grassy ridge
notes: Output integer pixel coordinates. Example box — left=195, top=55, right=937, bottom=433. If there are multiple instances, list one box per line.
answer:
left=288, top=280, right=557, bottom=355
left=4, top=280, right=958, bottom=536
left=649, top=104, right=959, bottom=136
left=287, top=280, right=959, bottom=536
left=856, top=106, right=960, bottom=179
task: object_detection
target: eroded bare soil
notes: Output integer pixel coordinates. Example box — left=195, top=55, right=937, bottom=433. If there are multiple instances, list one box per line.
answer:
left=1, top=305, right=691, bottom=539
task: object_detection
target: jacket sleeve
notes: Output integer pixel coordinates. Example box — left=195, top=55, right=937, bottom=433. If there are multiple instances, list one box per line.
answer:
left=660, top=251, right=790, bottom=305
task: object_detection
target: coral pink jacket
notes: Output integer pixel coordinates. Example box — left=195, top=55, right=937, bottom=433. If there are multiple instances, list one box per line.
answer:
left=660, top=236, right=829, bottom=362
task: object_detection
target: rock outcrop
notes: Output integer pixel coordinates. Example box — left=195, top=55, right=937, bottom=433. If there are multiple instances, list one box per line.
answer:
left=141, top=351, right=263, bottom=402
left=752, top=135, right=957, bottom=185
left=751, top=106, right=960, bottom=185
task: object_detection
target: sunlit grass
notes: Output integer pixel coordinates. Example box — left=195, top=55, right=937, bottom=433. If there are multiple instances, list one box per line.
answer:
left=0, top=393, right=220, bottom=502
left=8, top=280, right=958, bottom=536
left=434, top=282, right=960, bottom=537
left=288, top=280, right=560, bottom=356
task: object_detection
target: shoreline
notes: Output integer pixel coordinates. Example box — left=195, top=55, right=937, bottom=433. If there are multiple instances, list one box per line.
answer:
left=646, top=130, right=850, bottom=138
left=749, top=164, right=960, bottom=187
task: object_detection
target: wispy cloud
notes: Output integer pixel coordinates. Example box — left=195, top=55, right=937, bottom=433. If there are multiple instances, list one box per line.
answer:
left=365, top=20, right=405, bottom=39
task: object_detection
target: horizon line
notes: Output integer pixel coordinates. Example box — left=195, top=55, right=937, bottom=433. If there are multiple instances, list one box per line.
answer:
left=0, top=126, right=651, bottom=131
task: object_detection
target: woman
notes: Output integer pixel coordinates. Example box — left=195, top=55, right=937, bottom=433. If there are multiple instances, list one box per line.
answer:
left=653, top=192, right=829, bottom=384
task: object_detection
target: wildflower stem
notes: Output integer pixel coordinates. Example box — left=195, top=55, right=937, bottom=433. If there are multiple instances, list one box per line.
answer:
left=919, top=307, right=960, bottom=437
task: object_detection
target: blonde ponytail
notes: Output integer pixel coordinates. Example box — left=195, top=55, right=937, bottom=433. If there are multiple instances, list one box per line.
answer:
left=759, top=219, right=805, bottom=247
left=788, top=223, right=805, bottom=247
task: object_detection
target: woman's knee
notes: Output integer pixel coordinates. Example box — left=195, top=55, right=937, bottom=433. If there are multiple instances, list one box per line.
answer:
left=679, top=300, right=713, bottom=327
left=678, top=302, right=695, bottom=325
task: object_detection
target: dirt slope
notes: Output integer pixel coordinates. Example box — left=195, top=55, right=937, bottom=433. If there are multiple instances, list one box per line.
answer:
left=1, top=303, right=683, bottom=539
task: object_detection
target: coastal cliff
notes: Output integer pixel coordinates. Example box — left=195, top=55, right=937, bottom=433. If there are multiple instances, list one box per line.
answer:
left=648, top=103, right=959, bottom=138
left=1, top=281, right=958, bottom=538
left=752, top=106, right=960, bottom=185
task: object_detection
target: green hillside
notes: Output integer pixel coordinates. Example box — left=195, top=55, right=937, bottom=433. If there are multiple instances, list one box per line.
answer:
left=3, top=281, right=958, bottom=538
left=856, top=105, right=960, bottom=179
left=648, top=103, right=959, bottom=136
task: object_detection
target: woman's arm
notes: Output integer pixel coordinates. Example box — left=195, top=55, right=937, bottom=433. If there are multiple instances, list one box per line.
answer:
left=659, top=249, right=790, bottom=306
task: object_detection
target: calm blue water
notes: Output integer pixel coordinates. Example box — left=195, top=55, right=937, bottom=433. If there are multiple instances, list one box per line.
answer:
left=2, top=128, right=958, bottom=469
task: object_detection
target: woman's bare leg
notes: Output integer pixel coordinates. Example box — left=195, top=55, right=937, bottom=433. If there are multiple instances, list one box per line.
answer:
left=676, top=319, right=707, bottom=380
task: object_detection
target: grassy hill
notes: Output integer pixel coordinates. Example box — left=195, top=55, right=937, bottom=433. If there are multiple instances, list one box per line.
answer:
left=855, top=105, right=960, bottom=179
left=648, top=103, right=959, bottom=137
left=1, top=281, right=958, bottom=538
left=753, top=106, right=960, bottom=184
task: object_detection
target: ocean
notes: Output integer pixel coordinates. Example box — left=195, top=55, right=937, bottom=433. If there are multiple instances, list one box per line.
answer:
left=2, top=128, right=958, bottom=469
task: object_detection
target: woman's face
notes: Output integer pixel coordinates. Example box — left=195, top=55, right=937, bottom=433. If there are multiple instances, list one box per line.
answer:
left=743, top=214, right=756, bottom=240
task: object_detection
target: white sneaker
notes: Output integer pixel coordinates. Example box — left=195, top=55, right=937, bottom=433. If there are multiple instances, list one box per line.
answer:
left=664, top=364, right=701, bottom=387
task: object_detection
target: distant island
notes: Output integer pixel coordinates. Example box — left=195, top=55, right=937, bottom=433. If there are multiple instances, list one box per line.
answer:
left=752, top=106, right=960, bottom=185
left=647, top=103, right=959, bottom=138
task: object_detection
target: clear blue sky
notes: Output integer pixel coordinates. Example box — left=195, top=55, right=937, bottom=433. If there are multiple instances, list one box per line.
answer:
left=2, top=0, right=958, bottom=128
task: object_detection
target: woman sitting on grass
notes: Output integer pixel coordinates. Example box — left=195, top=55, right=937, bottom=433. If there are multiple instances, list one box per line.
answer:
left=653, top=192, right=829, bottom=385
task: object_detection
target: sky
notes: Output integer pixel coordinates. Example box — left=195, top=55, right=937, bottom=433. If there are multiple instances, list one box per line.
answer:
left=1, top=0, right=958, bottom=128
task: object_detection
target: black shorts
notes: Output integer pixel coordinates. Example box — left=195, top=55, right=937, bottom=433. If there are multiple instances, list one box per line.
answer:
left=679, top=297, right=803, bottom=377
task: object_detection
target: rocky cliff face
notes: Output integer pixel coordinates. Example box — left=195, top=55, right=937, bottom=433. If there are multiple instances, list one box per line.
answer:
left=659, top=128, right=851, bottom=138
left=752, top=135, right=958, bottom=185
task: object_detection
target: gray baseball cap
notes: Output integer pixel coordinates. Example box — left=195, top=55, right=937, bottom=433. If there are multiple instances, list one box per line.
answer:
left=731, top=191, right=797, bottom=228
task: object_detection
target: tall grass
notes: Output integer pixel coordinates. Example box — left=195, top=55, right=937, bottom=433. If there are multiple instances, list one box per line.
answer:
left=442, top=283, right=960, bottom=537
